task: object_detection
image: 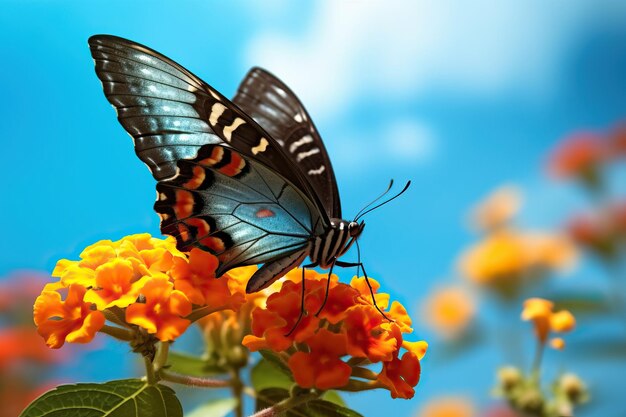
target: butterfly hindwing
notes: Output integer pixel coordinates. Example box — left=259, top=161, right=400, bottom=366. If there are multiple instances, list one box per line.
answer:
left=234, top=67, right=341, bottom=218
left=154, top=144, right=324, bottom=276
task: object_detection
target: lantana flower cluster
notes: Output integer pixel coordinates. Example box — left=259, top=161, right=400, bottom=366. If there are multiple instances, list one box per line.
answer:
left=242, top=269, right=427, bottom=399
left=34, top=234, right=247, bottom=350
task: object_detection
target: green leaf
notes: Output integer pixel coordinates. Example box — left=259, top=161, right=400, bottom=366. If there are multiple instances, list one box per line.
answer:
left=186, top=398, right=238, bottom=417
left=168, top=351, right=229, bottom=377
left=255, top=388, right=362, bottom=417
left=20, top=379, right=182, bottom=417
left=251, top=358, right=294, bottom=391
left=256, top=388, right=290, bottom=414
left=258, top=349, right=293, bottom=376
left=321, top=391, right=345, bottom=407
left=305, top=399, right=364, bottom=417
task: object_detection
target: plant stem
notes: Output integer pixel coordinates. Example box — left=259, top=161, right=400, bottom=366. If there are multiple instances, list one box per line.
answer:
left=144, top=356, right=157, bottom=385
left=230, top=368, right=244, bottom=417
left=100, top=324, right=134, bottom=341
left=152, top=342, right=169, bottom=372
left=531, top=340, right=544, bottom=381
left=186, top=305, right=223, bottom=323
left=158, top=369, right=231, bottom=388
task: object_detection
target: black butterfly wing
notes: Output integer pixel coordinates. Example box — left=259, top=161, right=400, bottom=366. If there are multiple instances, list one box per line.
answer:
left=233, top=67, right=341, bottom=218
left=88, top=35, right=221, bottom=180
left=153, top=144, right=324, bottom=280
left=89, top=35, right=327, bottom=222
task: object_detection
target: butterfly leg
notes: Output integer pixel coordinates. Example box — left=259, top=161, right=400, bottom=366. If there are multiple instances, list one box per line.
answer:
left=314, top=260, right=337, bottom=317
left=285, top=263, right=318, bottom=337
left=335, top=260, right=393, bottom=321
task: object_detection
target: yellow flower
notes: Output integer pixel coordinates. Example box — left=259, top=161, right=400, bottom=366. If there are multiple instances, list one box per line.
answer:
left=419, top=397, right=475, bottom=417
left=460, top=230, right=577, bottom=289
left=459, top=230, right=528, bottom=284
left=524, top=233, right=578, bottom=272
left=84, top=259, right=151, bottom=309
left=521, top=297, right=576, bottom=347
left=471, top=186, right=521, bottom=231
left=421, top=286, right=475, bottom=339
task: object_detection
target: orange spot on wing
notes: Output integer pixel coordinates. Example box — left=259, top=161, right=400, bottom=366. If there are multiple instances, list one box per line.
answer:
left=177, top=223, right=190, bottom=241
left=200, top=237, right=225, bottom=252
left=185, top=218, right=211, bottom=237
left=182, top=166, right=206, bottom=189
left=198, top=147, right=224, bottom=166
left=174, top=190, right=194, bottom=219
left=256, top=208, right=275, bottom=218
left=219, top=152, right=246, bottom=177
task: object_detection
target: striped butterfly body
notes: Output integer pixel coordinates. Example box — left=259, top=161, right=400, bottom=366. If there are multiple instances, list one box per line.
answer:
left=89, top=35, right=367, bottom=294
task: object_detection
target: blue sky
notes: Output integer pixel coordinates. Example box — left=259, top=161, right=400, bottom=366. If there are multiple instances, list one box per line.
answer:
left=2, top=1, right=626, bottom=416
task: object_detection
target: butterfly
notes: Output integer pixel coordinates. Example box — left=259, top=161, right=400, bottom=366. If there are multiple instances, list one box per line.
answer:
left=88, top=35, right=408, bottom=309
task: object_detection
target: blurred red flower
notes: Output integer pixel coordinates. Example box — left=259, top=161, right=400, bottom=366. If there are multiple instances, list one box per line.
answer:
left=548, top=132, right=607, bottom=179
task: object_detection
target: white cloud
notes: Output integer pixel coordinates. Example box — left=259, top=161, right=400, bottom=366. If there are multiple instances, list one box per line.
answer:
left=245, top=0, right=623, bottom=122
left=386, top=119, right=435, bottom=161
left=331, top=119, right=436, bottom=172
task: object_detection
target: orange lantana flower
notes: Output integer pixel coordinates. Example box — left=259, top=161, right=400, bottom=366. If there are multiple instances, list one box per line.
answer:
left=344, top=305, right=396, bottom=362
left=422, top=286, right=475, bottom=340
left=246, top=279, right=322, bottom=352
left=171, top=248, right=245, bottom=310
left=84, top=259, right=150, bottom=309
left=126, top=278, right=192, bottom=341
left=288, top=328, right=352, bottom=390
left=33, top=284, right=105, bottom=349
left=244, top=268, right=425, bottom=399
left=521, top=297, right=575, bottom=348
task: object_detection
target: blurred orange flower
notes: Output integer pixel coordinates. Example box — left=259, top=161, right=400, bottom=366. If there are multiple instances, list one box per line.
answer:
left=608, top=122, right=626, bottom=157
left=471, top=186, right=521, bottom=231
left=567, top=201, right=626, bottom=258
left=33, top=284, right=105, bottom=349
left=521, top=297, right=575, bottom=348
left=418, top=396, right=475, bottom=417
left=460, top=230, right=576, bottom=288
left=422, top=286, right=475, bottom=339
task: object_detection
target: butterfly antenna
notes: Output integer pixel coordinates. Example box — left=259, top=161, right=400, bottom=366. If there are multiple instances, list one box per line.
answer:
left=353, top=179, right=394, bottom=220
left=355, top=180, right=411, bottom=221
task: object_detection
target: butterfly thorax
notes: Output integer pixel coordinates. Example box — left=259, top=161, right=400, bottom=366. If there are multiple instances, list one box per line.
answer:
left=309, top=219, right=364, bottom=269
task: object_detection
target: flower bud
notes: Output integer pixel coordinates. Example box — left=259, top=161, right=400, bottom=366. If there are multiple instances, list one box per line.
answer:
left=515, top=389, right=544, bottom=414
left=559, top=373, right=588, bottom=404
left=497, top=366, right=522, bottom=391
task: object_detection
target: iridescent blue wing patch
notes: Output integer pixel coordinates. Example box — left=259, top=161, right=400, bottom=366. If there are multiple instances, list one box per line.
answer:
left=89, top=35, right=222, bottom=180
left=154, top=144, right=324, bottom=277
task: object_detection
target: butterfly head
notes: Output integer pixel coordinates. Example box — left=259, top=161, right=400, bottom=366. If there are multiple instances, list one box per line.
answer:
left=348, top=220, right=365, bottom=238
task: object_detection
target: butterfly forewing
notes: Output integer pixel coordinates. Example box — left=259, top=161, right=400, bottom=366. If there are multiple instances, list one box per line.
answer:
left=154, top=144, right=324, bottom=276
left=234, top=68, right=341, bottom=218
left=89, top=35, right=222, bottom=180
left=89, top=35, right=328, bottom=223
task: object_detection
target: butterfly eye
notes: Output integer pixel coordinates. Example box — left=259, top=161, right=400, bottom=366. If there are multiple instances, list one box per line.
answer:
left=348, top=221, right=363, bottom=237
